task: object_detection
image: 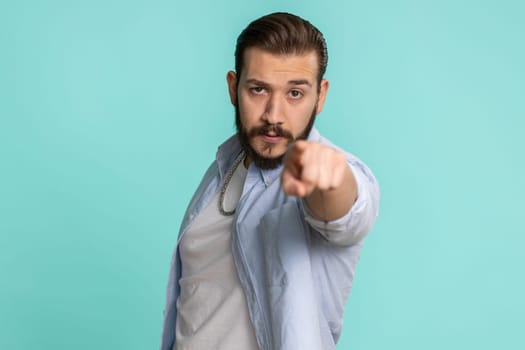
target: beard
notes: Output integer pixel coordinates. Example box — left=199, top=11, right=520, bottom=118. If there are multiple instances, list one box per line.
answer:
left=235, top=101, right=317, bottom=170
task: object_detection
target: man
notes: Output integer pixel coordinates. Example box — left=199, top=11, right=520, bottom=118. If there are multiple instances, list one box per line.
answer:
left=161, top=12, right=380, bottom=350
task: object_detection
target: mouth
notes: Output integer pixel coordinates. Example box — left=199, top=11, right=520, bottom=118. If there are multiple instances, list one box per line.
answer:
left=259, top=132, right=283, bottom=144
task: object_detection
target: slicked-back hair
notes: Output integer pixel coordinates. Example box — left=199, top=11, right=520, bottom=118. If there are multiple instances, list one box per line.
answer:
left=234, top=12, right=328, bottom=89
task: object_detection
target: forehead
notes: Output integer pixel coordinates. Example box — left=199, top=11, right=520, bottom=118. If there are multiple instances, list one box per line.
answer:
left=240, top=47, right=318, bottom=83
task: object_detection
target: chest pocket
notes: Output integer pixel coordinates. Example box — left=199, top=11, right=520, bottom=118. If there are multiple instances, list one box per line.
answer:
left=258, top=201, right=313, bottom=287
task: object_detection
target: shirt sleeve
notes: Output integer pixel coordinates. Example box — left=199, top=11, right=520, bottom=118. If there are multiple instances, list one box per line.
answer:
left=302, top=159, right=380, bottom=246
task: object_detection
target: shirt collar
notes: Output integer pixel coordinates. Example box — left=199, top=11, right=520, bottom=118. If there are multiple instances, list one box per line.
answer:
left=216, top=134, right=243, bottom=180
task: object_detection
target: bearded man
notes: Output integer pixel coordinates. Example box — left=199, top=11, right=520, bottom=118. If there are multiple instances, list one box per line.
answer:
left=161, top=12, right=380, bottom=350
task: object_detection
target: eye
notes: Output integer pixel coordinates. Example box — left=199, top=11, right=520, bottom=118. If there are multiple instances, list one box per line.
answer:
left=250, top=86, right=266, bottom=95
left=288, top=90, right=303, bottom=99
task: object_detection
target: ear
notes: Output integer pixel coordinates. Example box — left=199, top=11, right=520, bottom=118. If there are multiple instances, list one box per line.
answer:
left=226, top=71, right=238, bottom=105
left=315, top=79, right=329, bottom=114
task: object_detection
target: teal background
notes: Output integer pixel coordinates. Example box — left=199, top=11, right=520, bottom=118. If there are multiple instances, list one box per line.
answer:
left=1, top=0, right=524, bottom=349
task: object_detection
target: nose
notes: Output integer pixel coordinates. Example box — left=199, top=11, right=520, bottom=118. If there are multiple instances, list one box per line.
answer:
left=262, top=93, right=284, bottom=125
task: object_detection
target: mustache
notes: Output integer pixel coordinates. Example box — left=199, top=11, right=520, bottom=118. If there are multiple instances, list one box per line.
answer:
left=247, top=124, right=294, bottom=140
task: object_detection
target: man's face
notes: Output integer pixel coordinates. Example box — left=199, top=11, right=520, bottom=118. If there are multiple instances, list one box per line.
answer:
left=227, top=47, right=329, bottom=169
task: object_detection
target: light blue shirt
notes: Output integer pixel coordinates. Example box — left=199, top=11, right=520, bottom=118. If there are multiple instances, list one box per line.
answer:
left=161, top=128, right=380, bottom=350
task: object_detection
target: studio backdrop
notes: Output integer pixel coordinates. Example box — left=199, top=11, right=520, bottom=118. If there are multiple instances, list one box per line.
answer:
left=1, top=0, right=524, bottom=349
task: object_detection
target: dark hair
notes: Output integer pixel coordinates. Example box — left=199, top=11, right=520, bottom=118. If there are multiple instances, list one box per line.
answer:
left=235, top=12, right=328, bottom=87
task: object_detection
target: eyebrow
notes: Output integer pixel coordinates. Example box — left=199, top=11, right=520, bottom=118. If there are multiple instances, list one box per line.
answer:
left=288, top=79, right=312, bottom=87
left=245, top=78, right=312, bottom=87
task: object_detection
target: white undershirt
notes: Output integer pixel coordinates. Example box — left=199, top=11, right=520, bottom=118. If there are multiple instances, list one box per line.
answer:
left=175, top=162, right=258, bottom=350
